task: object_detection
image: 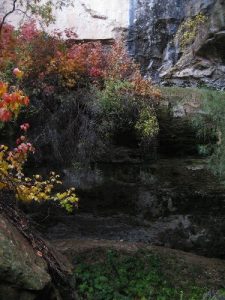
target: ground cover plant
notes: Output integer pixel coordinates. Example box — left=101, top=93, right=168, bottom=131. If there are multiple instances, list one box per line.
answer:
left=74, top=249, right=225, bottom=300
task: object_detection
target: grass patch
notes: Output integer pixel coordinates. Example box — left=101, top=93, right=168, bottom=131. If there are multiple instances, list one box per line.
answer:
left=74, top=249, right=209, bottom=300
left=160, top=86, right=205, bottom=105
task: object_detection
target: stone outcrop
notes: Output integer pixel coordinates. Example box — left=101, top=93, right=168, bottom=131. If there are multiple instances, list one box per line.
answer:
left=0, top=192, right=77, bottom=300
left=0, top=215, right=52, bottom=300
left=129, top=0, right=225, bottom=88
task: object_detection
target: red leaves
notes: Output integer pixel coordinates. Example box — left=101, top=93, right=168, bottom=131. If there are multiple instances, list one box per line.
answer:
left=0, top=76, right=30, bottom=123
left=19, top=20, right=39, bottom=42
left=0, top=109, right=12, bottom=122
left=0, top=88, right=30, bottom=122
left=0, top=21, right=161, bottom=102
left=89, top=67, right=103, bottom=78
left=8, top=125, right=35, bottom=171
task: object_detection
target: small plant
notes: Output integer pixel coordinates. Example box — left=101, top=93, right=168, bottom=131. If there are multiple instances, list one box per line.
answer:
left=74, top=250, right=207, bottom=300
left=176, top=13, right=208, bottom=50
left=135, top=108, right=159, bottom=139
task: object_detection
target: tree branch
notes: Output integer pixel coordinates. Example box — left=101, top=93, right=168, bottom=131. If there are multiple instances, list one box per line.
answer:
left=0, top=0, right=18, bottom=37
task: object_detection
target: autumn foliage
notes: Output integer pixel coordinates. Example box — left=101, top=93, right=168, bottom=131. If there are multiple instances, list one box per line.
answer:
left=0, top=70, right=78, bottom=212
left=0, top=21, right=160, bottom=101
left=0, top=21, right=161, bottom=206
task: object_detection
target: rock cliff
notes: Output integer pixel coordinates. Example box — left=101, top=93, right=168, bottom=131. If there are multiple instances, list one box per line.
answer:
left=129, top=0, right=225, bottom=88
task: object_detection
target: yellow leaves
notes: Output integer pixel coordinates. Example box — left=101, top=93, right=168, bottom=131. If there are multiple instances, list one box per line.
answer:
left=0, top=141, right=79, bottom=212
left=135, top=108, right=159, bottom=139
left=0, top=82, right=8, bottom=97
left=0, top=161, right=9, bottom=175
left=56, top=192, right=67, bottom=200
left=176, top=13, right=208, bottom=49
left=34, top=174, right=41, bottom=180
left=0, top=145, right=8, bottom=151
left=0, top=182, right=6, bottom=189
left=56, top=188, right=79, bottom=213
left=0, top=146, right=11, bottom=176
left=47, top=54, right=82, bottom=88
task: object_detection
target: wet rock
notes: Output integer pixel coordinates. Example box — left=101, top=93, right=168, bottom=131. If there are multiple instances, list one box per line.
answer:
left=172, top=104, right=186, bottom=118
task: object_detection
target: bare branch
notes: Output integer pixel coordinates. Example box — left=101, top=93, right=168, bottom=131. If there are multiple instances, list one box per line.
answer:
left=0, top=0, right=18, bottom=37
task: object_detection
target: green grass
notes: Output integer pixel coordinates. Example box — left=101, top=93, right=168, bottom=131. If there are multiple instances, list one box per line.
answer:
left=160, top=86, right=225, bottom=106
left=74, top=249, right=207, bottom=300
left=161, top=86, right=205, bottom=105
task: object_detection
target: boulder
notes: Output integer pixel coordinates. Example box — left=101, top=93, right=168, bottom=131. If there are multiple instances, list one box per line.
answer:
left=0, top=214, right=52, bottom=300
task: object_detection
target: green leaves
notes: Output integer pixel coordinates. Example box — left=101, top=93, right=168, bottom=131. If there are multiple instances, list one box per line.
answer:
left=97, top=79, right=159, bottom=149
left=75, top=250, right=176, bottom=300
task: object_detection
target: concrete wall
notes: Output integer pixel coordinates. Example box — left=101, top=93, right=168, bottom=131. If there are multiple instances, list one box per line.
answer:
left=1, top=0, right=130, bottom=39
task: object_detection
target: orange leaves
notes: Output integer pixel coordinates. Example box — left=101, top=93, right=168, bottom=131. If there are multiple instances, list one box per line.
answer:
left=0, top=20, right=161, bottom=109
left=131, top=71, right=161, bottom=101
left=0, top=83, right=30, bottom=122
left=0, top=83, right=8, bottom=97
left=47, top=42, right=105, bottom=88
left=0, top=79, right=32, bottom=170
left=104, top=41, right=136, bottom=80
left=0, top=109, right=12, bottom=122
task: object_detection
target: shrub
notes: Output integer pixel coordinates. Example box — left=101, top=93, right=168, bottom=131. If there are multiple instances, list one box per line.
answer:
left=176, top=13, right=208, bottom=50
left=0, top=71, right=78, bottom=212
left=0, top=21, right=161, bottom=166
left=96, top=79, right=159, bottom=148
